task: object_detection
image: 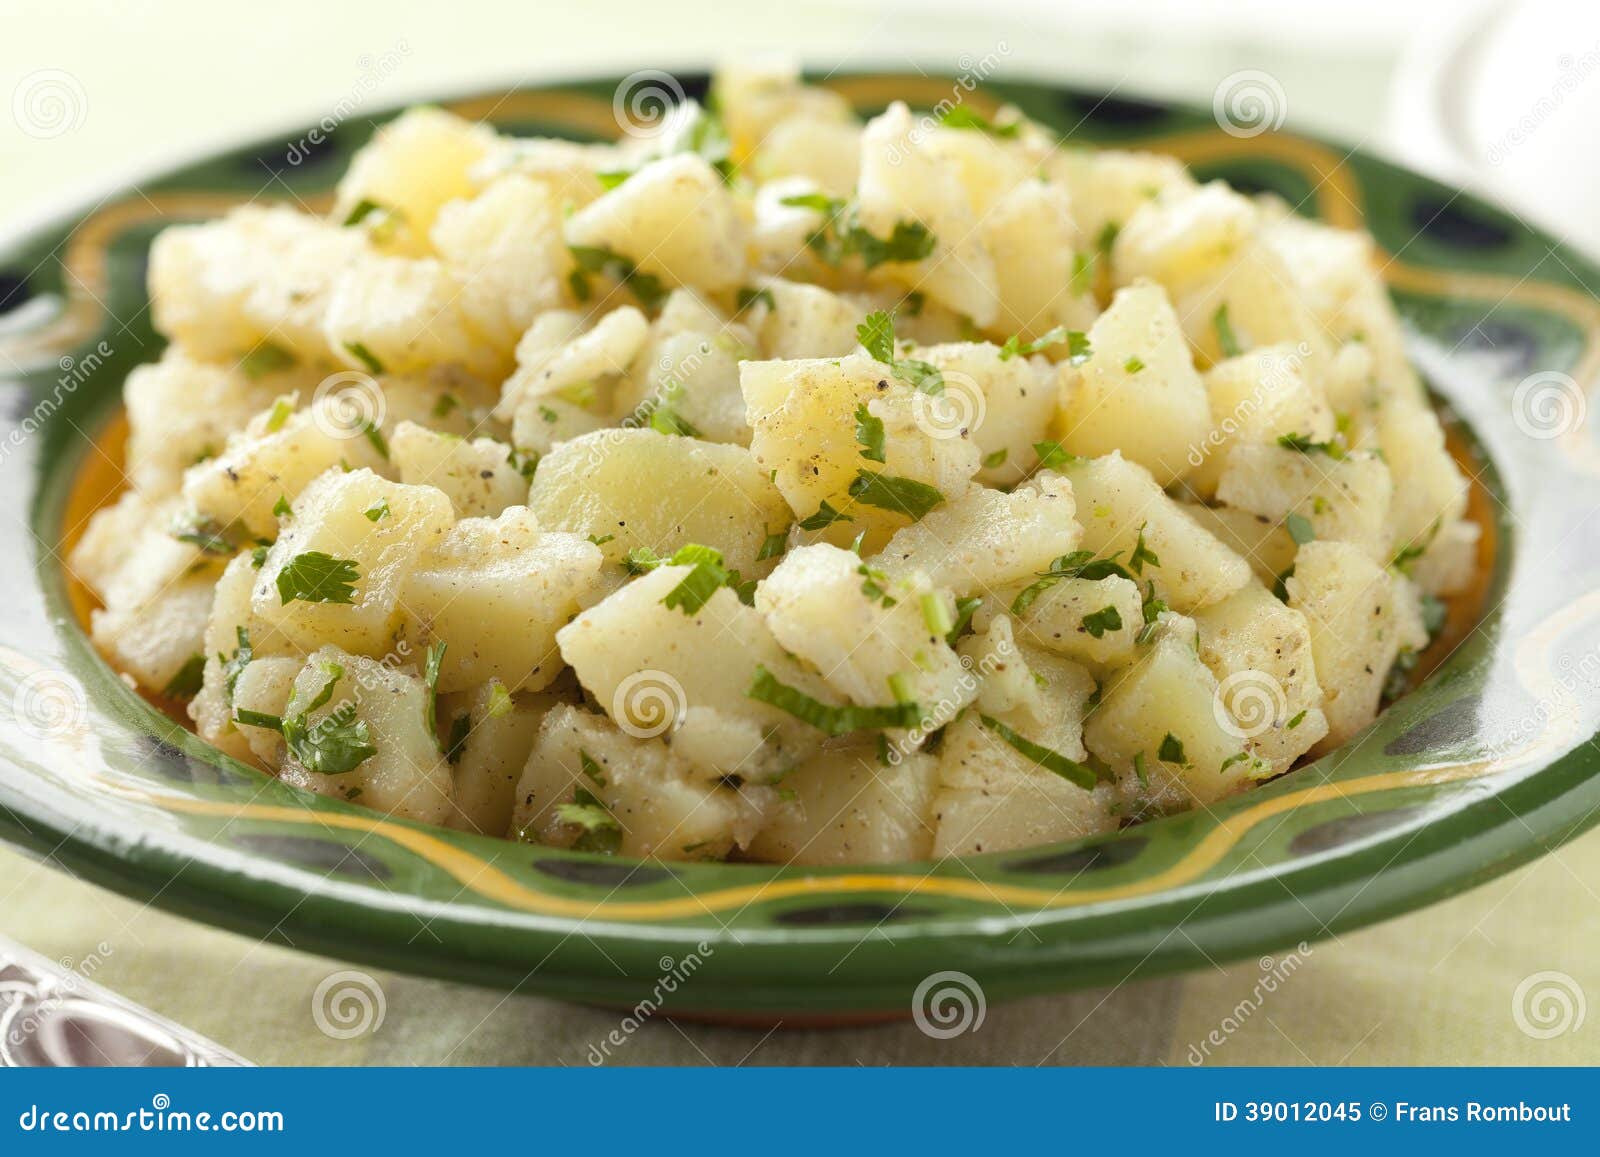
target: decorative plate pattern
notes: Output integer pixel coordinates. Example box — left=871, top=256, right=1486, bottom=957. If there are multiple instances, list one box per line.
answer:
left=1, top=73, right=1598, bottom=1017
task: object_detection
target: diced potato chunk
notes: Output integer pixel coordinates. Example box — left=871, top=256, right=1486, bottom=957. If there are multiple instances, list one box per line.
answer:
left=528, top=428, right=789, bottom=576
left=556, top=565, right=835, bottom=781
left=916, top=342, right=1059, bottom=487
left=1217, top=444, right=1394, bottom=563
left=390, top=422, right=527, bottom=517
left=742, top=353, right=981, bottom=550
left=758, top=544, right=975, bottom=727
left=1287, top=542, right=1428, bottom=751
left=183, top=396, right=388, bottom=539
left=872, top=473, right=1079, bottom=595
left=982, top=179, right=1099, bottom=341
left=1177, top=502, right=1297, bottom=589
left=564, top=154, right=746, bottom=292
left=856, top=103, right=1000, bottom=326
left=1192, top=582, right=1329, bottom=774
left=403, top=507, right=605, bottom=693
left=1055, top=281, right=1212, bottom=486
left=1112, top=181, right=1258, bottom=292
left=1187, top=344, right=1333, bottom=499
left=1062, top=452, right=1251, bottom=610
left=513, top=704, right=757, bottom=860
left=1085, top=617, right=1256, bottom=808
left=324, top=255, right=506, bottom=379
left=746, top=741, right=940, bottom=864
left=268, top=646, right=455, bottom=825
left=253, top=468, right=453, bottom=655
left=332, top=107, right=498, bottom=256
left=149, top=206, right=367, bottom=362
left=441, top=682, right=568, bottom=837
left=1011, top=574, right=1144, bottom=670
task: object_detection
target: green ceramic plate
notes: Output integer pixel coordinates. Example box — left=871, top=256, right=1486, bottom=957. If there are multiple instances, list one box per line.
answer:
left=2, top=72, right=1599, bottom=1020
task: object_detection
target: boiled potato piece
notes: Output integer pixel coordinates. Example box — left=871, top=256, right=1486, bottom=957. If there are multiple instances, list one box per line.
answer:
left=184, top=395, right=388, bottom=539
left=1187, top=344, right=1334, bottom=499
left=323, top=255, right=506, bottom=379
left=754, top=279, right=864, bottom=359
left=1171, top=239, right=1329, bottom=368
left=751, top=116, right=861, bottom=195
left=872, top=473, right=1079, bottom=595
left=1112, top=181, right=1258, bottom=293
left=332, top=107, right=498, bottom=257
left=266, top=646, right=455, bottom=825
left=1191, top=582, right=1329, bottom=774
left=1054, top=281, right=1212, bottom=486
left=757, top=544, right=975, bottom=728
left=556, top=565, right=836, bottom=781
left=189, top=552, right=296, bottom=764
left=1043, top=147, right=1195, bottom=245
left=429, top=174, right=568, bottom=349
left=1011, top=574, right=1144, bottom=671
left=149, top=205, right=367, bottom=363
left=746, top=741, right=940, bottom=864
left=714, top=56, right=855, bottom=162
left=231, top=656, right=302, bottom=768
left=403, top=507, right=605, bottom=693
left=1287, top=541, right=1428, bottom=751
left=1216, top=444, right=1394, bottom=564
left=90, top=570, right=217, bottom=700
left=499, top=306, right=650, bottom=423
left=123, top=347, right=294, bottom=498
left=742, top=353, right=981, bottom=550
left=915, top=342, right=1058, bottom=488
left=528, top=428, right=789, bottom=576
left=253, top=468, right=454, bottom=655
left=513, top=704, right=758, bottom=860
left=1061, top=452, right=1251, bottom=610
left=856, top=103, right=1000, bottom=326
left=982, top=179, right=1099, bottom=342
left=564, top=153, right=746, bottom=292
left=1373, top=394, right=1469, bottom=559
left=1085, top=616, right=1258, bottom=808
left=390, top=422, right=527, bottom=517
left=441, top=682, right=568, bottom=837
left=1178, top=502, right=1297, bottom=589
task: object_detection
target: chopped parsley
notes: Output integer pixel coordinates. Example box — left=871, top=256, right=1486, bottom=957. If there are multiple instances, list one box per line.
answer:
left=937, top=105, right=1019, bottom=138
left=171, top=513, right=234, bottom=556
left=799, top=500, right=853, bottom=531
left=235, top=660, right=376, bottom=775
left=746, top=665, right=921, bottom=735
left=240, top=343, right=297, bottom=381
left=162, top=654, right=206, bottom=700
left=659, top=544, right=739, bottom=615
left=343, top=341, right=385, bottom=375
left=363, top=498, right=390, bottom=523
left=737, top=286, right=776, bottom=313
left=1276, top=432, right=1346, bottom=459
left=1212, top=304, right=1242, bottom=358
left=1158, top=733, right=1188, bottom=766
left=781, top=194, right=936, bottom=270
left=275, top=551, right=360, bottom=605
left=1081, top=605, right=1123, bottom=639
left=848, top=469, right=946, bottom=521
left=557, top=787, right=622, bottom=855
left=981, top=448, right=1008, bottom=469
left=1033, top=440, right=1082, bottom=471
left=567, top=243, right=668, bottom=309
left=1010, top=549, right=1133, bottom=616
left=999, top=325, right=1090, bottom=364
left=423, top=640, right=447, bottom=750
left=1285, top=512, right=1316, bottom=545
left=1129, top=524, right=1160, bottom=574
left=979, top=713, right=1099, bottom=791
left=854, top=402, right=887, bottom=463
left=856, top=309, right=944, bottom=394
left=1123, top=356, right=1146, bottom=374
left=946, top=596, right=982, bottom=646
left=757, top=529, right=790, bottom=561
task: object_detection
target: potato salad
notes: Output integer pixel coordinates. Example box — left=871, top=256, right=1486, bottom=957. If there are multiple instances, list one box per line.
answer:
left=70, top=61, right=1477, bottom=864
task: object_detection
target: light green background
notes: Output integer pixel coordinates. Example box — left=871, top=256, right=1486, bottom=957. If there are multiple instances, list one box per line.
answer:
left=1, top=0, right=1594, bottom=1065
